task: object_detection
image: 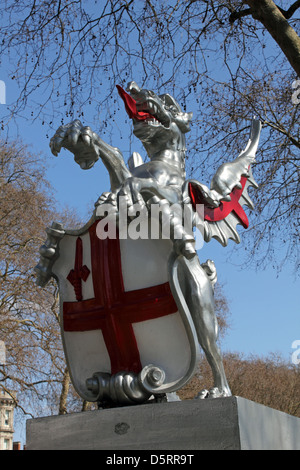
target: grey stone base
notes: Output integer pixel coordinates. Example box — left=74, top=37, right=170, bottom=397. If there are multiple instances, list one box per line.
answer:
left=26, top=396, right=300, bottom=450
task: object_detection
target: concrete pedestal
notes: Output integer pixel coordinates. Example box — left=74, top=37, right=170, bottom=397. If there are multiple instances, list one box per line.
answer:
left=26, top=396, right=300, bottom=450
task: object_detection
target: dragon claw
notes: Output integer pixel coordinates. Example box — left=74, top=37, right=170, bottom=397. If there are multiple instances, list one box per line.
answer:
left=49, top=119, right=99, bottom=169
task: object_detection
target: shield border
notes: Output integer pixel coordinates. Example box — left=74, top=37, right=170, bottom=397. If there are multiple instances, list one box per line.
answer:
left=51, top=214, right=200, bottom=401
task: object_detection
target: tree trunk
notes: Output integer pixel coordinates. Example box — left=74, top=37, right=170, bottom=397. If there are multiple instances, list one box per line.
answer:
left=245, top=0, right=300, bottom=76
left=59, top=367, right=70, bottom=415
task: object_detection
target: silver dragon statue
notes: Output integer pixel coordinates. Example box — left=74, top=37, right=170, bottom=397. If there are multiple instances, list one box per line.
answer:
left=37, top=81, right=261, bottom=405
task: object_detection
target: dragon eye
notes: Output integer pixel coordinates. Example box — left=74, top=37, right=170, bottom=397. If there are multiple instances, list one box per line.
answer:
left=170, top=105, right=178, bottom=114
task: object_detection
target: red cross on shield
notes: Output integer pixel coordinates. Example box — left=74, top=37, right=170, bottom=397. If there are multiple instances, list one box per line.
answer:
left=52, top=220, right=196, bottom=402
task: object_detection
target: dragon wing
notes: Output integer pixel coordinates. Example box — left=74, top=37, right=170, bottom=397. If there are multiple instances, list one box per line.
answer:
left=187, top=117, right=262, bottom=247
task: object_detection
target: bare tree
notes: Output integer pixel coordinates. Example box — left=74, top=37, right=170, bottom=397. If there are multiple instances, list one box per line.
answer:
left=0, top=139, right=84, bottom=418
left=0, top=1, right=299, bottom=417
left=179, top=352, right=300, bottom=418
left=235, top=0, right=300, bottom=76
left=0, top=0, right=299, bottom=272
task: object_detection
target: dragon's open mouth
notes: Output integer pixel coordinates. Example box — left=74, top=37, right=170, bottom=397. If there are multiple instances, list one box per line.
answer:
left=117, top=85, right=162, bottom=125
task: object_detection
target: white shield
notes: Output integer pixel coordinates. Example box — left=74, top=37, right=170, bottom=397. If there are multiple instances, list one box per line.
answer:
left=51, top=219, right=199, bottom=402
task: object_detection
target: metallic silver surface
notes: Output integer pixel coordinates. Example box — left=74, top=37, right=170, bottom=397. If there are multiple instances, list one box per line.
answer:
left=40, top=81, right=262, bottom=403
left=183, top=118, right=261, bottom=247
left=35, top=222, right=65, bottom=287
left=86, top=365, right=168, bottom=406
left=211, top=118, right=261, bottom=199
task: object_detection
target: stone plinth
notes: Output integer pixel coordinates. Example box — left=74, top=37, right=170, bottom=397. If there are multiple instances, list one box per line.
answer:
left=26, top=396, right=300, bottom=450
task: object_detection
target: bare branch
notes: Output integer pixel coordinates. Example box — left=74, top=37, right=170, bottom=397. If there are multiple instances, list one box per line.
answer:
left=229, top=0, right=300, bottom=23
left=229, top=7, right=253, bottom=24
left=280, top=0, right=300, bottom=19
left=245, top=0, right=300, bottom=76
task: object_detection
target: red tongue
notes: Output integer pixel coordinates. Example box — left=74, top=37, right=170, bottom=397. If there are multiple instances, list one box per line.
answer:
left=116, top=85, right=153, bottom=121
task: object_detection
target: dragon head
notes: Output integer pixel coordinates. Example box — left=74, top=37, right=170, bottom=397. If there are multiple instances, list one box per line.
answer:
left=117, top=82, right=192, bottom=151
